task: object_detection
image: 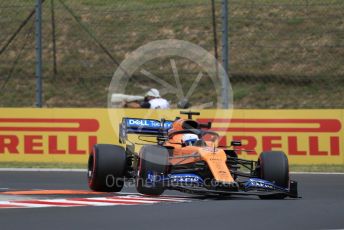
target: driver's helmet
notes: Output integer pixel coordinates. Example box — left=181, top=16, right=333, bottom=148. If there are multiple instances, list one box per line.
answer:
left=182, top=133, right=199, bottom=146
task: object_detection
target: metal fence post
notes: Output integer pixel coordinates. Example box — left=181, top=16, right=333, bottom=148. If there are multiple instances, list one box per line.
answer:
left=221, top=0, right=229, bottom=108
left=51, top=0, right=57, bottom=78
left=35, top=0, right=43, bottom=107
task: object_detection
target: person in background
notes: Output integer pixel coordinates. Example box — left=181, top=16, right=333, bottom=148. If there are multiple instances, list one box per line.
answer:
left=140, top=88, right=170, bottom=109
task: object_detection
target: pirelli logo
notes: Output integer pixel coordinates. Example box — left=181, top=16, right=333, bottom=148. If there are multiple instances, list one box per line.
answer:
left=0, top=118, right=99, bottom=155
left=0, top=115, right=342, bottom=158
left=198, top=118, right=342, bottom=156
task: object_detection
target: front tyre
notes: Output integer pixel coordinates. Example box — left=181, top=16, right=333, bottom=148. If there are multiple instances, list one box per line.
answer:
left=258, top=151, right=289, bottom=199
left=136, top=145, right=169, bottom=195
left=88, top=144, right=127, bottom=192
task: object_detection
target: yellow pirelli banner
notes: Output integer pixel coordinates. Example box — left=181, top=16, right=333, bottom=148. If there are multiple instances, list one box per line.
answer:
left=0, top=108, right=343, bottom=165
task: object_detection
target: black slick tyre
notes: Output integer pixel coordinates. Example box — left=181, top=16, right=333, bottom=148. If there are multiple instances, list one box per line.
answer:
left=136, top=145, right=168, bottom=195
left=258, top=151, right=289, bottom=199
left=88, top=144, right=127, bottom=192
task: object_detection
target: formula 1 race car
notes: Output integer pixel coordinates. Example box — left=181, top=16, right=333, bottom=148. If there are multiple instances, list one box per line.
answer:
left=88, top=111, right=298, bottom=199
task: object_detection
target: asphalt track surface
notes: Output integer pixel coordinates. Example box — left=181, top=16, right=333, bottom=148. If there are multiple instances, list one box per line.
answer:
left=0, top=171, right=343, bottom=230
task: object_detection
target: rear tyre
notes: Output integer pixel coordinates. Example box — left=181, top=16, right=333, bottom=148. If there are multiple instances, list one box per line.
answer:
left=136, top=145, right=169, bottom=195
left=258, top=151, right=289, bottom=199
left=88, top=144, right=127, bottom=192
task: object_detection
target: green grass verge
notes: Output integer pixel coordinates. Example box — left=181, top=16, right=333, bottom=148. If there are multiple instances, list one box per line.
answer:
left=289, top=165, right=344, bottom=173
left=0, top=162, right=343, bottom=172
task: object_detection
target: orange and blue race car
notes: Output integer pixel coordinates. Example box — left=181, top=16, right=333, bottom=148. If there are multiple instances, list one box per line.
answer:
left=88, top=111, right=299, bottom=199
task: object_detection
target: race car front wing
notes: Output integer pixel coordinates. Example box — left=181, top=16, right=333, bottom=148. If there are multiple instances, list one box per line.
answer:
left=147, top=172, right=299, bottom=198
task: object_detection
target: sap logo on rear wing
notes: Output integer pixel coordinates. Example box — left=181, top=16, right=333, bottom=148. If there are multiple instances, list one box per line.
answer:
left=126, top=119, right=172, bottom=129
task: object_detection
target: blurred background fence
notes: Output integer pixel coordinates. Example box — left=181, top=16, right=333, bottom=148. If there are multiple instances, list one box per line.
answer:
left=0, top=0, right=344, bottom=108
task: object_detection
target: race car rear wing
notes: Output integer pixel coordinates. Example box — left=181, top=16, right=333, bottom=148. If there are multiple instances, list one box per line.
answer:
left=119, top=118, right=173, bottom=144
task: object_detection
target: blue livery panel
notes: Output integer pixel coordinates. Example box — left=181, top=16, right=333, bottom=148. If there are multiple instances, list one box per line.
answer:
left=244, top=178, right=288, bottom=192
left=125, top=118, right=173, bottom=130
left=146, top=172, right=204, bottom=186
left=169, top=174, right=203, bottom=185
left=120, top=118, right=174, bottom=139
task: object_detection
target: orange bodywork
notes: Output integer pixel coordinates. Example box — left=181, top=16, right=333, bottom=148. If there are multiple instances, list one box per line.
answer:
left=164, top=119, right=234, bottom=184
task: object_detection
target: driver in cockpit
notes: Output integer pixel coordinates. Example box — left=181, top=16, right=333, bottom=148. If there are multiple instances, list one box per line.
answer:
left=182, top=134, right=199, bottom=146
